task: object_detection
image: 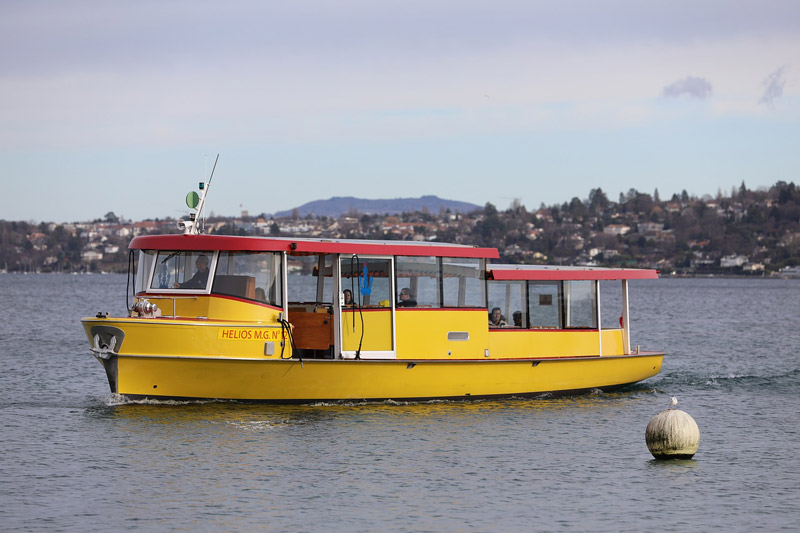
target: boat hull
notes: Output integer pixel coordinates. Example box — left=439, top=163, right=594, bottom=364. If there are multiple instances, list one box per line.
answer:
left=100, top=352, right=663, bottom=403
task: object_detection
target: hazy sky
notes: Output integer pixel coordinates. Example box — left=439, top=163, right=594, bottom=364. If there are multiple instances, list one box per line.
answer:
left=2, top=0, right=798, bottom=223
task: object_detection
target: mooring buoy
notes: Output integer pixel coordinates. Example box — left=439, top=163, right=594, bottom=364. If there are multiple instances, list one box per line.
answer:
left=645, top=397, right=700, bottom=460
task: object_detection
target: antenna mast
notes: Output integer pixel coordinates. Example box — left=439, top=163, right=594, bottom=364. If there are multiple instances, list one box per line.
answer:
left=179, top=154, right=219, bottom=235
left=195, top=154, right=219, bottom=227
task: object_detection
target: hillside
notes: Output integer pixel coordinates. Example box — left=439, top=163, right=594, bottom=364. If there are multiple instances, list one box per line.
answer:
left=272, top=195, right=481, bottom=218
left=4, top=181, right=800, bottom=275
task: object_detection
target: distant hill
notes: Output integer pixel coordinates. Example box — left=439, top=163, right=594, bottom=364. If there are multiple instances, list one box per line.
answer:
left=272, top=195, right=482, bottom=218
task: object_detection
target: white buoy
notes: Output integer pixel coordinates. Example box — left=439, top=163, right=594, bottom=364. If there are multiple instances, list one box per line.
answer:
left=645, top=397, right=700, bottom=460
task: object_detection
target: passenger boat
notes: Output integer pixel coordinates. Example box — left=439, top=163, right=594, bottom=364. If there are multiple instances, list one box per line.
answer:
left=80, top=176, right=664, bottom=402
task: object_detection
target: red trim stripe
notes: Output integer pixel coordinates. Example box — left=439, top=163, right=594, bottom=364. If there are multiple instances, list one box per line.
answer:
left=341, top=308, right=391, bottom=313
left=395, top=307, right=487, bottom=312
left=212, top=293, right=283, bottom=310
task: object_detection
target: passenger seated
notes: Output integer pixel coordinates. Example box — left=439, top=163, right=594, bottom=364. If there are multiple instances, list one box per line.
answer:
left=489, top=307, right=507, bottom=327
left=512, top=311, right=523, bottom=327
left=255, top=287, right=267, bottom=302
left=343, top=289, right=356, bottom=307
left=397, top=288, right=417, bottom=307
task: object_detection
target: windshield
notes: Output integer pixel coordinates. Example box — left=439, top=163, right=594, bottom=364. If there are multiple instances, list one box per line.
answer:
left=150, top=251, right=213, bottom=291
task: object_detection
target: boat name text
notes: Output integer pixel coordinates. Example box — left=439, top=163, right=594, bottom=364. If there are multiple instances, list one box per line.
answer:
left=217, top=328, right=284, bottom=340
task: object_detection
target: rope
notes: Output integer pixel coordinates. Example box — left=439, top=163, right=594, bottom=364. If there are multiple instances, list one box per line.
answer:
left=278, top=317, right=298, bottom=360
left=350, top=254, right=365, bottom=360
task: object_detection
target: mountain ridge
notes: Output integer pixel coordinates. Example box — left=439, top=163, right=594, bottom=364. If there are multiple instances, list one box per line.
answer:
left=271, top=195, right=481, bottom=218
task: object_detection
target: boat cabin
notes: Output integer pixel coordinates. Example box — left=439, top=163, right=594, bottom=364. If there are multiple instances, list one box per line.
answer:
left=128, top=234, right=656, bottom=362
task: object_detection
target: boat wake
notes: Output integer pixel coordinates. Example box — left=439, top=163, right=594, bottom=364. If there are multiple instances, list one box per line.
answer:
left=647, top=368, right=800, bottom=392
left=103, top=394, right=221, bottom=407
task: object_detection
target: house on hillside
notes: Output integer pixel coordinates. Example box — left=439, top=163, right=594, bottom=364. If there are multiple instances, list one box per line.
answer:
left=720, top=254, right=748, bottom=268
left=603, top=224, right=630, bottom=236
left=134, top=221, right=161, bottom=235
left=637, top=222, right=664, bottom=233
left=82, top=250, right=103, bottom=262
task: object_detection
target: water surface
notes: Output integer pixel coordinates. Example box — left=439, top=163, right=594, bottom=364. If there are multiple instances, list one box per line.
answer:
left=1, top=274, right=798, bottom=531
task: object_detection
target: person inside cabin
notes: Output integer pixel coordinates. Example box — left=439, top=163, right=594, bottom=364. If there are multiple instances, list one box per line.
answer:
left=343, top=289, right=355, bottom=307
left=512, top=310, right=523, bottom=328
left=255, top=287, right=267, bottom=303
left=174, top=254, right=209, bottom=289
left=397, top=288, right=417, bottom=307
left=489, top=307, right=507, bottom=327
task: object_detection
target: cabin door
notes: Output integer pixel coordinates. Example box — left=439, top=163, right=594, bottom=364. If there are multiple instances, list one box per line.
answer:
left=337, top=256, right=396, bottom=359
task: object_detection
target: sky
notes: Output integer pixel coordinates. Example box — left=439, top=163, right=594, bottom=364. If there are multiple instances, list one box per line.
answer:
left=1, top=0, right=799, bottom=223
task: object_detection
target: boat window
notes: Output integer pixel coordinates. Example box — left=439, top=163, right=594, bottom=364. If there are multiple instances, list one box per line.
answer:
left=528, top=281, right=562, bottom=328
left=287, top=255, right=319, bottom=303
left=285, top=254, right=337, bottom=310
left=316, top=254, right=335, bottom=304
left=135, top=250, right=156, bottom=293
left=395, top=256, right=486, bottom=309
left=213, top=251, right=282, bottom=305
left=442, top=258, right=485, bottom=308
left=487, top=280, right=526, bottom=327
left=150, top=251, right=212, bottom=291
left=340, top=257, right=392, bottom=307
left=396, top=256, right=440, bottom=308
left=563, top=280, right=597, bottom=328
left=600, top=281, right=624, bottom=329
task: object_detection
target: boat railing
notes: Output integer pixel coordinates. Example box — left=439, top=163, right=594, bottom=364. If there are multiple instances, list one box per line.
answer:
left=169, top=295, right=199, bottom=318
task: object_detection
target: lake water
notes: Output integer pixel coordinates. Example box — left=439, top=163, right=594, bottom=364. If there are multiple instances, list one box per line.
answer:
left=1, top=274, right=799, bottom=531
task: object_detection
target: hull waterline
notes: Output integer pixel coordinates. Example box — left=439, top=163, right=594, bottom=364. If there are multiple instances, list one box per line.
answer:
left=97, top=351, right=663, bottom=403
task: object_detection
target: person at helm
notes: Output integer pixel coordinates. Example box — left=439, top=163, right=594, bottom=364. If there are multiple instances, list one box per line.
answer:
left=174, top=255, right=210, bottom=289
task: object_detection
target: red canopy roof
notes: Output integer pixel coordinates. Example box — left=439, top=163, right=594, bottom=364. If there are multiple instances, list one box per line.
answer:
left=129, top=234, right=499, bottom=259
left=487, top=264, right=659, bottom=281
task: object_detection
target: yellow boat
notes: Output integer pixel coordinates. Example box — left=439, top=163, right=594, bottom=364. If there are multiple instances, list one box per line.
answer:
left=80, top=232, right=663, bottom=402
left=80, top=168, right=663, bottom=402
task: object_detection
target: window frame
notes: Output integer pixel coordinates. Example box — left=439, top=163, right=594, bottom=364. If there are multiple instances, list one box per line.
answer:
left=562, top=280, right=598, bottom=329
left=527, top=280, right=563, bottom=329
left=487, top=279, right=527, bottom=328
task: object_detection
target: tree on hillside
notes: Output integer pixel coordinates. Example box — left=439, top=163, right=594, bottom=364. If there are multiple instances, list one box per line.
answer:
left=473, top=202, right=506, bottom=246
left=588, top=188, right=609, bottom=214
left=508, top=198, right=525, bottom=214
left=566, top=197, right=587, bottom=219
